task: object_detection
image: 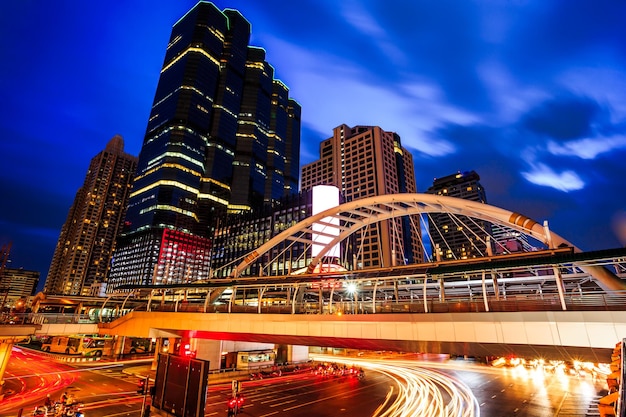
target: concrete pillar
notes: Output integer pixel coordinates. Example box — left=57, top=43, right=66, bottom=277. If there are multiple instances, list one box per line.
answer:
left=193, top=339, right=223, bottom=371
left=113, top=335, right=125, bottom=359
left=287, top=345, right=309, bottom=363
left=151, top=337, right=179, bottom=371
left=151, top=338, right=165, bottom=371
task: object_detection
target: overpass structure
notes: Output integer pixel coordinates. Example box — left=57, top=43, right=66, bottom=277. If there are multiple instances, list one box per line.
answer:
left=3, top=247, right=626, bottom=362
left=3, top=194, right=626, bottom=402
left=93, top=246, right=626, bottom=363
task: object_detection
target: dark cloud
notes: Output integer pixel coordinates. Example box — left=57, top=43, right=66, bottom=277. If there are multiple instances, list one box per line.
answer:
left=521, top=94, right=604, bottom=140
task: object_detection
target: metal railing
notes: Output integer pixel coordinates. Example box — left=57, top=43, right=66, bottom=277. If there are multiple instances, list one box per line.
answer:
left=112, top=290, right=626, bottom=316
left=5, top=290, right=626, bottom=328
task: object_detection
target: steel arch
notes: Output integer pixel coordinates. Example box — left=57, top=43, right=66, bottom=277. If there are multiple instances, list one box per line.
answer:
left=229, top=193, right=625, bottom=290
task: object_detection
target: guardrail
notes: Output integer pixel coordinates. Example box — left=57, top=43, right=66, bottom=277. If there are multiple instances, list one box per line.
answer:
left=110, top=290, right=626, bottom=317
left=5, top=290, right=626, bottom=327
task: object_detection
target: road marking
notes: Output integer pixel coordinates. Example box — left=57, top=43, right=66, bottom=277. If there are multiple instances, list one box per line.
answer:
left=270, top=399, right=297, bottom=407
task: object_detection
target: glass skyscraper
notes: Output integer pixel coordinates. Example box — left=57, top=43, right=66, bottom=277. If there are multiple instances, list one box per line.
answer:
left=108, top=2, right=301, bottom=291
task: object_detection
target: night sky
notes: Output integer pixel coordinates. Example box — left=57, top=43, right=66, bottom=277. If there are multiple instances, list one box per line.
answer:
left=1, top=1, right=625, bottom=286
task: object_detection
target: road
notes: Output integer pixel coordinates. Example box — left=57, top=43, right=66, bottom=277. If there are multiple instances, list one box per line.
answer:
left=1, top=348, right=610, bottom=416
left=0, top=347, right=145, bottom=417
left=314, top=353, right=608, bottom=417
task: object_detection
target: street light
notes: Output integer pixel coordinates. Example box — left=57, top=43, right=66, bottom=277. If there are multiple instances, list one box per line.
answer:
left=345, top=282, right=357, bottom=313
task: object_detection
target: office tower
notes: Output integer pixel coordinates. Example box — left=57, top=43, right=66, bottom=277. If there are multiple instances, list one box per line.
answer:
left=0, top=268, right=39, bottom=308
left=107, top=2, right=300, bottom=291
left=45, top=135, right=137, bottom=295
left=301, top=124, right=420, bottom=268
left=426, top=170, right=493, bottom=260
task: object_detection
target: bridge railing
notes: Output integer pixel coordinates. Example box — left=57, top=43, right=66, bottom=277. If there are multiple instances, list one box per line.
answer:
left=1, top=312, right=99, bottom=326
left=131, top=290, right=626, bottom=316
left=10, top=290, right=624, bottom=326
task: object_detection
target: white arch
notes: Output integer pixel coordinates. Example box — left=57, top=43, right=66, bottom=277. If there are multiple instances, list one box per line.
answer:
left=229, top=193, right=625, bottom=290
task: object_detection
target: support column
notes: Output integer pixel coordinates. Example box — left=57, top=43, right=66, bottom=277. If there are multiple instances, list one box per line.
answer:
left=423, top=278, right=429, bottom=313
left=553, top=265, right=567, bottom=310
left=491, top=271, right=500, bottom=301
left=113, top=335, right=125, bottom=359
left=318, top=287, right=323, bottom=314
left=439, top=277, right=445, bottom=302
left=393, top=281, right=399, bottom=303
left=286, top=345, right=309, bottom=363
left=372, top=281, right=378, bottom=314
left=151, top=337, right=180, bottom=371
left=481, top=270, right=490, bottom=312
left=151, top=338, right=166, bottom=371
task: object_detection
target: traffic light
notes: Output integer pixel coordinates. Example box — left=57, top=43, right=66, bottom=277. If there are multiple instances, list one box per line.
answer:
left=137, top=379, right=146, bottom=394
left=228, top=397, right=237, bottom=409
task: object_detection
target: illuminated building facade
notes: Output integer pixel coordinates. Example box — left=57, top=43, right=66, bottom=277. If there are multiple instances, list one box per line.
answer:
left=0, top=268, right=39, bottom=308
left=301, top=124, right=420, bottom=268
left=426, top=170, right=493, bottom=260
left=211, top=186, right=352, bottom=277
left=45, top=135, right=137, bottom=295
left=108, top=2, right=300, bottom=291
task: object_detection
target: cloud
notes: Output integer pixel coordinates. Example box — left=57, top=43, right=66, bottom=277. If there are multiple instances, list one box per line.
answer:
left=547, top=135, right=626, bottom=159
left=559, top=67, right=626, bottom=119
left=521, top=163, right=584, bottom=192
left=513, top=93, right=626, bottom=191
left=338, top=0, right=407, bottom=66
left=261, top=35, right=472, bottom=157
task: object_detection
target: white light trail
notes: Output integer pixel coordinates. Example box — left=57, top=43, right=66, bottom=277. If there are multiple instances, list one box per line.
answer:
left=311, top=355, right=480, bottom=417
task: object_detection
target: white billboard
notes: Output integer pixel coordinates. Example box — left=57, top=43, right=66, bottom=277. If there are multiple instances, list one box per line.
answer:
left=312, top=185, right=340, bottom=258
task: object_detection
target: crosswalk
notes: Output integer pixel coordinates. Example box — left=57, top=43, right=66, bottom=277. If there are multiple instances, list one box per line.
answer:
left=555, top=393, right=602, bottom=417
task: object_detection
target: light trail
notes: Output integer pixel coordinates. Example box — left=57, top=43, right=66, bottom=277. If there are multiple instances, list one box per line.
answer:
left=311, top=355, right=480, bottom=417
left=0, top=347, right=78, bottom=415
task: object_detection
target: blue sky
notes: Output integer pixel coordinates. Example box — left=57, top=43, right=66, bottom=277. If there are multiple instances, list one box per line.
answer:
left=1, top=0, right=626, bottom=282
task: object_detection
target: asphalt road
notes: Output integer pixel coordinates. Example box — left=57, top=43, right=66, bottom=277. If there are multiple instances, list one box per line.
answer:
left=1, top=348, right=610, bottom=417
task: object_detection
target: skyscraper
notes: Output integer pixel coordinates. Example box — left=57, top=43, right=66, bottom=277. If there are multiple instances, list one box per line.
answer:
left=301, top=124, right=420, bottom=268
left=426, top=170, right=492, bottom=260
left=107, top=2, right=301, bottom=291
left=0, top=268, right=39, bottom=307
left=45, top=135, right=137, bottom=295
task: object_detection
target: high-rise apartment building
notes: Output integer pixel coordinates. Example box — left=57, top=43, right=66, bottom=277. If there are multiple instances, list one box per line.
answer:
left=426, top=170, right=492, bottom=260
left=107, top=2, right=300, bottom=291
left=45, top=135, right=137, bottom=295
left=301, top=124, right=420, bottom=268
